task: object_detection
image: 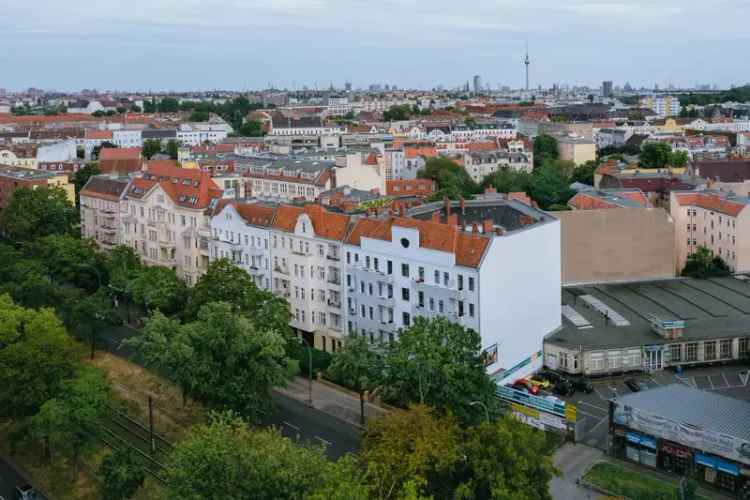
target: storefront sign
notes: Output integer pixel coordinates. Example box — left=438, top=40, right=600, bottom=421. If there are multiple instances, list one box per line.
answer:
left=614, top=403, right=750, bottom=466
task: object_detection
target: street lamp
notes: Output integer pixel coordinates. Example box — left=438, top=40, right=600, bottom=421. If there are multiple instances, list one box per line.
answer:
left=470, top=400, right=490, bottom=423
left=300, top=337, right=313, bottom=405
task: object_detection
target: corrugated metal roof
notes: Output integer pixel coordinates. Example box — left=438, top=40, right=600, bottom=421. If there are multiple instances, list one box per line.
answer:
left=616, top=384, right=750, bottom=441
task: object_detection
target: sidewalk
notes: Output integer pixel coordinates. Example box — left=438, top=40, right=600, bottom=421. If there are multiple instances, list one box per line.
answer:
left=548, top=443, right=603, bottom=500
left=274, top=376, right=389, bottom=428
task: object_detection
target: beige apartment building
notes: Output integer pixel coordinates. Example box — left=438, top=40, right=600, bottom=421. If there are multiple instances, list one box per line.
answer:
left=121, top=164, right=223, bottom=285
left=670, top=191, right=750, bottom=273
left=80, top=176, right=131, bottom=251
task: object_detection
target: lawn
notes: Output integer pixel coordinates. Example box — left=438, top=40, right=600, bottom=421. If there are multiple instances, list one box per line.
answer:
left=584, top=461, right=709, bottom=500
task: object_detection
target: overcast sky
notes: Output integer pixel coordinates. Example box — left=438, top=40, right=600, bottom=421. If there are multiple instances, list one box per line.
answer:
left=3, top=0, right=749, bottom=92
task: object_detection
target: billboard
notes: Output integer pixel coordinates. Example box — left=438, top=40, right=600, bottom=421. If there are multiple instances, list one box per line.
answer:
left=613, top=403, right=750, bottom=466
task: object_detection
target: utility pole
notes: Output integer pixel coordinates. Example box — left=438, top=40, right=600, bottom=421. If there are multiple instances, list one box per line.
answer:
left=148, top=395, right=155, bottom=454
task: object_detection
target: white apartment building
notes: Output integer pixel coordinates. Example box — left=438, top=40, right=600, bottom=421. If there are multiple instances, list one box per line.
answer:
left=463, top=151, right=533, bottom=182
left=245, top=159, right=335, bottom=202
left=210, top=201, right=274, bottom=290
left=345, top=197, right=561, bottom=372
left=640, top=95, right=681, bottom=118
left=121, top=164, right=223, bottom=285
left=671, top=190, right=750, bottom=273
left=112, top=129, right=143, bottom=148
left=79, top=175, right=131, bottom=251
left=269, top=205, right=349, bottom=352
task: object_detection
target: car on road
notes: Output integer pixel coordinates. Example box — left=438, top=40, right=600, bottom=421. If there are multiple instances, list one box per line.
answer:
left=537, top=369, right=566, bottom=385
left=16, top=485, right=37, bottom=500
left=553, top=379, right=575, bottom=396
left=570, top=376, right=593, bottom=393
left=624, top=378, right=649, bottom=392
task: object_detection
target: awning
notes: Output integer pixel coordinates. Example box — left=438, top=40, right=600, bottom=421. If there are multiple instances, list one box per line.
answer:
left=695, top=453, right=740, bottom=476
left=627, top=431, right=656, bottom=449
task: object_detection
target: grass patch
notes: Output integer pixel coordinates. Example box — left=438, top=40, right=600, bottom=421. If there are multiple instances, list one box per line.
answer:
left=584, top=461, right=709, bottom=500
left=87, top=350, right=205, bottom=443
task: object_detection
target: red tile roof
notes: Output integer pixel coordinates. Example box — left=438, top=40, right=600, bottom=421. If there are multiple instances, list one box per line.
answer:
left=404, top=146, right=439, bottom=159
left=100, top=147, right=141, bottom=160
left=673, top=192, right=746, bottom=217
left=0, top=113, right=102, bottom=124
left=270, top=204, right=351, bottom=240
left=128, top=164, right=222, bottom=209
left=215, top=201, right=276, bottom=226
left=345, top=216, right=490, bottom=268
left=85, top=130, right=113, bottom=140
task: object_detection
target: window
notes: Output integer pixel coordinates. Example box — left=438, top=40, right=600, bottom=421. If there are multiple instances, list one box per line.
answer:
left=401, top=288, right=410, bottom=301
left=704, top=341, right=717, bottom=361
left=458, top=301, right=464, bottom=317
left=740, top=338, right=749, bottom=358
left=401, top=263, right=409, bottom=277
left=443, top=272, right=449, bottom=286
left=366, top=256, right=371, bottom=268
left=361, top=305, right=366, bottom=317
left=458, top=275, right=463, bottom=290
left=720, top=339, right=732, bottom=359
left=402, top=312, right=411, bottom=326
left=670, top=344, right=682, bottom=363
left=438, top=300, right=444, bottom=313
left=387, top=260, right=393, bottom=274
left=429, top=297, right=435, bottom=311
left=468, top=277, right=475, bottom=291
left=374, top=258, right=379, bottom=271
left=434, top=270, right=440, bottom=284
left=418, top=291, right=424, bottom=307
left=360, top=282, right=365, bottom=293
left=346, top=252, right=351, bottom=264
left=686, top=342, right=698, bottom=362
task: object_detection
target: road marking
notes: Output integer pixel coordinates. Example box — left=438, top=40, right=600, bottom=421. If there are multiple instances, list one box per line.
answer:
left=722, top=372, right=730, bottom=388
left=314, top=436, right=331, bottom=446
left=649, top=376, right=660, bottom=386
left=590, top=416, right=609, bottom=432
left=578, top=400, right=608, bottom=413
left=576, top=409, right=603, bottom=420
left=283, top=421, right=300, bottom=431
left=592, top=386, right=611, bottom=402
left=741, top=371, right=750, bottom=387
left=708, top=376, right=715, bottom=390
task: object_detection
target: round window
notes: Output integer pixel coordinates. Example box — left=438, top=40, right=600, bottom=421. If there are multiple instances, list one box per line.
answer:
left=401, top=238, right=410, bottom=248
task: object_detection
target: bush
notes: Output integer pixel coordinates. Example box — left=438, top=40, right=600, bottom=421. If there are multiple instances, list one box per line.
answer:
left=296, top=347, right=332, bottom=378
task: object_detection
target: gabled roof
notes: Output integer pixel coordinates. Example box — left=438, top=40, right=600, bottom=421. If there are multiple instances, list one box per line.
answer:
left=569, top=189, right=650, bottom=210
left=216, top=201, right=276, bottom=227
left=128, top=164, right=222, bottom=209
left=345, top=216, right=490, bottom=268
left=85, top=130, right=113, bottom=140
left=271, top=204, right=351, bottom=240
left=79, top=175, right=130, bottom=201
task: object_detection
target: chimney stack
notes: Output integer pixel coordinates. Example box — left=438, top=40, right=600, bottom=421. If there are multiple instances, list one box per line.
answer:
left=482, top=219, right=494, bottom=234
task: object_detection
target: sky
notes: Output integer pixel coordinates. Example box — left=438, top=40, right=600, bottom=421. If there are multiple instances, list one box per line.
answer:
left=2, top=0, right=750, bottom=92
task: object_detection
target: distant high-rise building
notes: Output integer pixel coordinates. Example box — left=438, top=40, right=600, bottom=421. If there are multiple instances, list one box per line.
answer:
left=473, top=75, right=482, bottom=93
left=602, top=81, right=614, bottom=98
left=344, top=82, right=352, bottom=92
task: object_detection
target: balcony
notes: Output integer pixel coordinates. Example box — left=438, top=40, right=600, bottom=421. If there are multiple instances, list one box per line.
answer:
left=327, top=299, right=341, bottom=309
left=292, top=250, right=311, bottom=257
left=274, top=265, right=289, bottom=275
left=327, top=276, right=341, bottom=285
left=326, top=253, right=340, bottom=262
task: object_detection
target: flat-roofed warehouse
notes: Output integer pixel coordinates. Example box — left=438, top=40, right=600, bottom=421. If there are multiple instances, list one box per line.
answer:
left=544, top=277, right=750, bottom=375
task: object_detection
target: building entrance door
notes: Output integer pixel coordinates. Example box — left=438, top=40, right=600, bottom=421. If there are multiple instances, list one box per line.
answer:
left=644, top=348, right=663, bottom=372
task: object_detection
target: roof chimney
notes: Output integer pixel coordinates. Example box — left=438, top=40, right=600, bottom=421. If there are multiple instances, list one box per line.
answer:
left=482, top=219, right=494, bottom=234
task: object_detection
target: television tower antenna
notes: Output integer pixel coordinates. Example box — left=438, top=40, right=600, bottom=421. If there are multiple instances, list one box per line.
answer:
left=524, top=42, right=530, bottom=91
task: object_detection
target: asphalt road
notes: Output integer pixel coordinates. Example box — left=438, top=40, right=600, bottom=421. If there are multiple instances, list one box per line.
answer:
left=0, top=454, right=46, bottom=500
left=99, top=325, right=362, bottom=460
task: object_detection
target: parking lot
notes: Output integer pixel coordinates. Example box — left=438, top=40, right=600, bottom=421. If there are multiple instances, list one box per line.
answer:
left=562, top=364, right=750, bottom=450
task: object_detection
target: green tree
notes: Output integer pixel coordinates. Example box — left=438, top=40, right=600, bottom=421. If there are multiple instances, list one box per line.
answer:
left=188, top=110, right=210, bottom=122
left=239, top=119, right=264, bottom=137
left=640, top=142, right=673, bottom=168
left=327, top=334, right=384, bottom=425
left=681, top=246, right=731, bottom=279
left=419, top=157, right=478, bottom=201
left=0, top=295, right=82, bottom=420
left=166, top=139, right=179, bottom=160
left=31, top=235, right=106, bottom=291
left=107, top=245, right=142, bottom=323
left=129, top=302, right=297, bottom=419
left=0, top=186, right=76, bottom=242
left=363, top=405, right=462, bottom=500
left=383, top=104, right=413, bottom=121
left=30, top=367, right=110, bottom=466
left=570, top=160, right=598, bottom=185
left=70, top=289, right=117, bottom=359
left=157, top=97, right=180, bottom=113
left=527, top=161, right=575, bottom=210
left=99, top=448, right=146, bottom=500
left=454, top=417, right=557, bottom=500
left=164, top=411, right=331, bottom=499
left=670, top=150, right=689, bottom=167
left=72, top=162, right=101, bottom=207
left=131, top=266, right=187, bottom=315
left=142, top=139, right=162, bottom=160
left=380, top=317, right=497, bottom=426
left=481, top=168, right=531, bottom=193
left=533, top=134, right=559, bottom=168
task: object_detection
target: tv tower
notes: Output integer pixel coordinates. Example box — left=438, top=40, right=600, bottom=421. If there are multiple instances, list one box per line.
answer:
left=524, top=43, right=530, bottom=91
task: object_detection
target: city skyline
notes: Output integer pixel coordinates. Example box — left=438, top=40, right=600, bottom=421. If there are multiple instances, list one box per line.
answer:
left=3, top=0, right=750, bottom=92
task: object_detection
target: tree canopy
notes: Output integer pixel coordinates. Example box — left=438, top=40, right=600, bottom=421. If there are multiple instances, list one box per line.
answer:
left=379, top=317, right=497, bottom=426
left=99, top=447, right=146, bottom=500
left=639, top=142, right=689, bottom=169
left=419, top=157, right=479, bottom=201
left=72, top=162, right=101, bottom=207
left=0, top=186, right=76, bottom=242
left=533, top=134, right=559, bottom=168
left=681, top=246, right=732, bottom=279
left=131, top=265, right=187, bottom=315
left=327, top=334, right=384, bottom=424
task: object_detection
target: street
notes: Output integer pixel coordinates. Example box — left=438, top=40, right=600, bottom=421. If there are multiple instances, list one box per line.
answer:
left=99, top=324, right=362, bottom=460
left=0, top=454, right=46, bottom=500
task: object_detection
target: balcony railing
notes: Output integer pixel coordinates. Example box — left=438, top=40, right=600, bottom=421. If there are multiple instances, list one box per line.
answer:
left=326, top=254, right=340, bottom=261
left=327, top=276, right=341, bottom=285
left=274, top=265, right=289, bottom=275
left=327, top=299, right=341, bottom=309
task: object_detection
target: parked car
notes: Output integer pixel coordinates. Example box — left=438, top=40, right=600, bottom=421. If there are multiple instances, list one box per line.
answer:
left=537, top=369, right=566, bottom=385
left=527, top=375, right=552, bottom=391
left=16, top=485, right=37, bottom=500
left=553, top=379, right=574, bottom=396
left=571, top=376, right=594, bottom=393
left=511, top=379, right=540, bottom=395
left=624, top=378, right=646, bottom=392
